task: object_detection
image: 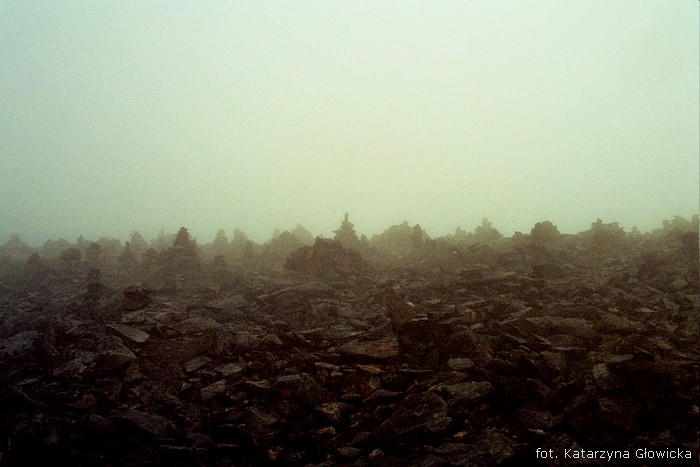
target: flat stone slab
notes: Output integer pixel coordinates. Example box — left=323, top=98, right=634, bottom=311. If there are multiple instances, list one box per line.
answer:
left=107, top=324, right=150, bottom=344
left=184, top=356, right=212, bottom=373
left=338, top=336, right=400, bottom=364
left=173, top=317, right=221, bottom=334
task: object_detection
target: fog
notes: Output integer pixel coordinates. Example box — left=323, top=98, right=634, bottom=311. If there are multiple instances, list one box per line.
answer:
left=1, top=1, right=698, bottom=246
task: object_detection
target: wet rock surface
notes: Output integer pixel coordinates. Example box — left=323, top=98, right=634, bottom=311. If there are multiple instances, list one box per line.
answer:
left=0, top=235, right=697, bottom=466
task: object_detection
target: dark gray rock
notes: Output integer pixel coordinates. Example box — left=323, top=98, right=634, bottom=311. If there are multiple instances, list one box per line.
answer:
left=121, top=286, right=152, bottom=310
left=315, top=401, right=353, bottom=424
left=119, top=410, right=178, bottom=438
left=106, top=323, right=150, bottom=344
left=200, top=379, right=226, bottom=401
left=338, top=336, right=400, bottom=364
left=0, top=331, right=40, bottom=362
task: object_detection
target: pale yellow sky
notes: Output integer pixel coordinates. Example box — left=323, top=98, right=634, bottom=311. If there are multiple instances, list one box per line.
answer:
left=1, top=1, right=698, bottom=244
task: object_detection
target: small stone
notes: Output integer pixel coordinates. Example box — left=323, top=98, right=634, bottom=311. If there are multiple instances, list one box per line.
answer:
left=447, top=358, right=474, bottom=371
left=337, top=446, right=363, bottom=458
left=201, top=379, right=226, bottom=401
left=671, top=278, right=688, bottom=290
left=314, top=361, right=341, bottom=372
left=245, top=380, right=271, bottom=394
left=317, top=426, right=336, bottom=436
left=245, top=406, right=278, bottom=427
left=262, top=333, right=283, bottom=346
left=74, top=394, right=97, bottom=409
left=99, top=346, right=137, bottom=370
left=218, top=362, right=244, bottom=377
left=315, top=402, right=352, bottom=424
left=184, top=356, right=212, bottom=373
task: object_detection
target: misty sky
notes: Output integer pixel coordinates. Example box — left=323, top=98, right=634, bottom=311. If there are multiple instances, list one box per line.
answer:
left=2, top=1, right=698, bottom=246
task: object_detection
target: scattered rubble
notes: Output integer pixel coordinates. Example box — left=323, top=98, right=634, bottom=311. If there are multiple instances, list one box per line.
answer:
left=0, top=227, right=697, bottom=466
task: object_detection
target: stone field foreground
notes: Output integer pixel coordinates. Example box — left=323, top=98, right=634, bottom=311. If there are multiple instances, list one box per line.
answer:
left=0, top=233, right=698, bottom=466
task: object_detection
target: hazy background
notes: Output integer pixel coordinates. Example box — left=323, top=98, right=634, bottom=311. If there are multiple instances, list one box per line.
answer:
left=2, top=1, right=698, bottom=245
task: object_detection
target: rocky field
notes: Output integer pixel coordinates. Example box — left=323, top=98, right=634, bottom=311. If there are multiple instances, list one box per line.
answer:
left=0, top=232, right=698, bottom=466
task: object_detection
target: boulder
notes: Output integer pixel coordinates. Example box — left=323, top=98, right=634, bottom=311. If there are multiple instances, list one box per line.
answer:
left=121, top=286, right=152, bottom=310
